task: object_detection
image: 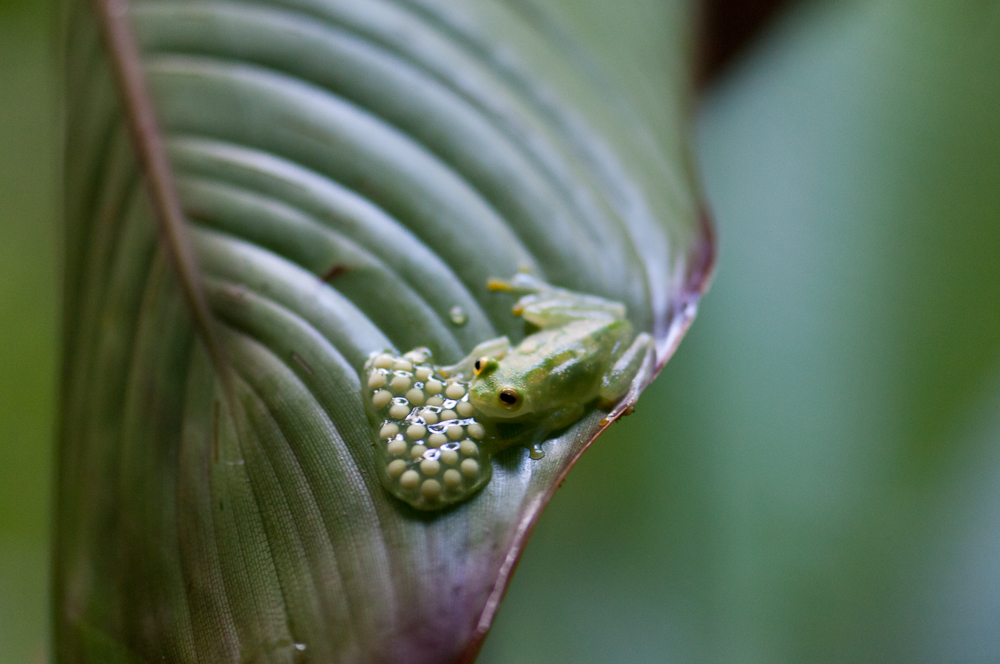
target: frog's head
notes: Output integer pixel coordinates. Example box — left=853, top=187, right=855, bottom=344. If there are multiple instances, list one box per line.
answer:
left=468, top=356, right=534, bottom=419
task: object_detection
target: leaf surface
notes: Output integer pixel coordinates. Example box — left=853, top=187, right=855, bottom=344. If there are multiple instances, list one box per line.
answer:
left=54, top=0, right=712, bottom=661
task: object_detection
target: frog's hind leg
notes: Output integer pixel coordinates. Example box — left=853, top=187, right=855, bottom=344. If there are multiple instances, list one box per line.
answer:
left=517, top=297, right=626, bottom=329
left=489, top=274, right=626, bottom=328
left=599, top=332, right=654, bottom=425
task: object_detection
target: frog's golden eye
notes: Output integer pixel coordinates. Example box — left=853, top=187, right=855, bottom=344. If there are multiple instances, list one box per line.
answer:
left=498, top=387, right=521, bottom=409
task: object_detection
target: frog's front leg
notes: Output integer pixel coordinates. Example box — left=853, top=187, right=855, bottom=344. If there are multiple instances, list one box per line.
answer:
left=599, top=332, right=654, bottom=424
left=528, top=403, right=586, bottom=459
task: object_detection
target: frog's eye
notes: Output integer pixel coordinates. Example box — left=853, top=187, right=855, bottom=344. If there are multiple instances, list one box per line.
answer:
left=473, top=356, right=498, bottom=377
left=498, top=387, right=522, bottom=409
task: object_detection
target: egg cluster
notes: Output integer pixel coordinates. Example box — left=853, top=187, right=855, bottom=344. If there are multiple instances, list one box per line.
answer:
left=363, top=348, right=492, bottom=510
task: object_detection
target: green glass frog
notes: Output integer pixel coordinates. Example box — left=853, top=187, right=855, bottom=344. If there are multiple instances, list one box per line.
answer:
left=363, top=275, right=652, bottom=510
left=441, top=274, right=653, bottom=459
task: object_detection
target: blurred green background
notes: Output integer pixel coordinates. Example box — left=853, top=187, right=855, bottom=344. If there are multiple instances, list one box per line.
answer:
left=0, top=0, right=58, bottom=662
left=3, top=0, right=1000, bottom=662
left=483, top=0, right=1000, bottom=661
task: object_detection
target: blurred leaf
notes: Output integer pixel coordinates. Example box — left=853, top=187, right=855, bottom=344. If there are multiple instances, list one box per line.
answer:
left=698, top=0, right=793, bottom=82
left=53, top=0, right=710, bottom=662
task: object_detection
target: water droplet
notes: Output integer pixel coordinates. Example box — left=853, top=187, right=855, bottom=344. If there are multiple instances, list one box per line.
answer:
left=449, top=306, right=468, bottom=326
left=294, top=642, right=307, bottom=651
left=529, top=444, right=545, bottom=460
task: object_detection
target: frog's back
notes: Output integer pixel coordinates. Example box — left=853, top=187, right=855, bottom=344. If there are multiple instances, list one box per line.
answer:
left=506, top=318, right=633, bottom=398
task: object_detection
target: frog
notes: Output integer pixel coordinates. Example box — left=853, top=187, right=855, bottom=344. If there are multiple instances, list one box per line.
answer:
left=361, top=274, right=654, bottom=510
left=439, top=273, right=653, bottom=459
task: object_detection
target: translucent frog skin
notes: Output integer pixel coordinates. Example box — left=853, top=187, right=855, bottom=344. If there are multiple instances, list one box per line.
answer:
left=362, top=274, right=652, bottom=510
left=444, top=274, right=653, bottom=458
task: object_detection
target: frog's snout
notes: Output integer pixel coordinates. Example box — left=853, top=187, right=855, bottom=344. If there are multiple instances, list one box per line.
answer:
left=467, top=380, right=492, bottom=414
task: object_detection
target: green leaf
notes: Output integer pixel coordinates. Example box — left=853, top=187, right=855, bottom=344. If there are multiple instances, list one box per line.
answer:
left=54, top=0, right=710, bottom=661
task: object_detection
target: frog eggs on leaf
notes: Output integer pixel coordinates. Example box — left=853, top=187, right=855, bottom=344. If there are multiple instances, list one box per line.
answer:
left=362, top=350, right=492, bottom=510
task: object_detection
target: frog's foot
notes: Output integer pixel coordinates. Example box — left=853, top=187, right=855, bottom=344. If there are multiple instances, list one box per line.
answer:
left=363, top=350, right=493, bottom=511
left=599, top=332, right=655, bottom=426
left=436, top=336, right=511, bottom=381
left=489, top=274, right=626, bottom=328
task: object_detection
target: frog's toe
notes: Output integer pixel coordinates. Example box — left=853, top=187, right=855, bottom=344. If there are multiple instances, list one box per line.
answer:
left=487, top=272, right=550, bottom=294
